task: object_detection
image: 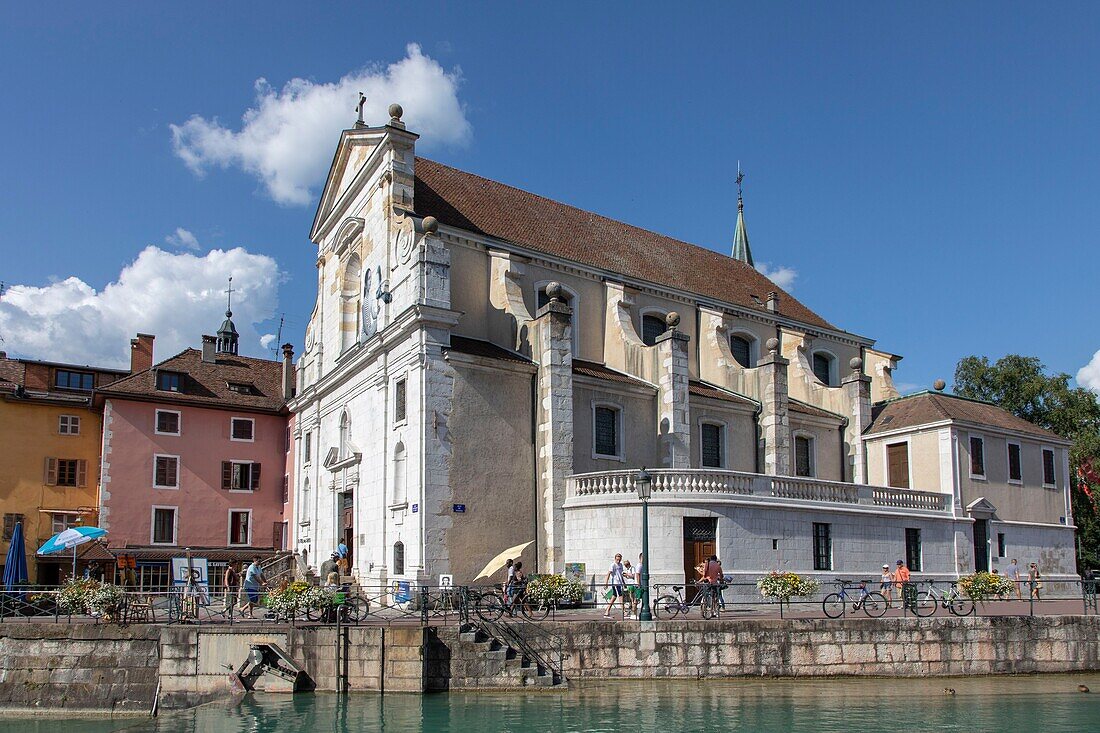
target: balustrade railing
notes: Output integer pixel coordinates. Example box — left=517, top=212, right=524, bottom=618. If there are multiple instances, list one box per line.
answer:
left=567, top=469, right=949, bottom=512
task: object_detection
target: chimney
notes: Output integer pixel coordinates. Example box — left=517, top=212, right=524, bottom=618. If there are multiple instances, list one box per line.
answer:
left=130, top=334, right=155, bottom=373
left=281, top=343, right=295, bottom=401
left=766, top=291, right=779, bottom=313
left=201, top=335, right=217, bottom=363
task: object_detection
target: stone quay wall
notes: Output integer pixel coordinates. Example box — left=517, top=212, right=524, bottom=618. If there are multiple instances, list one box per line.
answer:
left=2, top=616, right=1100, bottom=712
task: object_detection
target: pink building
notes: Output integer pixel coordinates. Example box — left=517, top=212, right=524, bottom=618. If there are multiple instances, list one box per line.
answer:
left=96, top=313, right=294, bottom=589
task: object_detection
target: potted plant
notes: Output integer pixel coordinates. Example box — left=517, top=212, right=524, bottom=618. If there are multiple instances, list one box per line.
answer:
left=957, top=571, right=1015, bottom=604
left=526, top=574, right=585, bottom=608
left=757, top=571, right=820, bottom=611
left=266, top=580, right=334, bottom=620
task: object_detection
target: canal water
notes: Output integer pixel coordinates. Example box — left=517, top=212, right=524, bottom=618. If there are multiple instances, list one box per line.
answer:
left=4, top=675, right=1100, bottom=732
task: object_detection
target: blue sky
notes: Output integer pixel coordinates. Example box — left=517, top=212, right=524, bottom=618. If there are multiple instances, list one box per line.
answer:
left=1, top=3, right=1098, bottom=392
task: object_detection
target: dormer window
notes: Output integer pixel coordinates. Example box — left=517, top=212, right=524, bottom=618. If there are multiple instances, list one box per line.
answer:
left=55, top=370, right=94, bottom=391
left=156, top=371, right=182, bottom=392
left=227, top=382, right=255, bottom=395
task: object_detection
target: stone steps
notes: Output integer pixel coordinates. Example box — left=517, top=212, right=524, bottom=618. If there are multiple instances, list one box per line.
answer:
left=454, top=624, right=560, bottom=688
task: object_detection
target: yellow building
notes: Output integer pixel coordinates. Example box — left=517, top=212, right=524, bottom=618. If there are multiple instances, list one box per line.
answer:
left=0, top=355, right=127, bottom=584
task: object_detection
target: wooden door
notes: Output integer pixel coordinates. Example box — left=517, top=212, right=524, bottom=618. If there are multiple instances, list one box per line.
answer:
left=683, top=517, right=718, bottom=601
left=973, top=520, right=989, bottom=572
left=887, top=442, right=910, bottom=488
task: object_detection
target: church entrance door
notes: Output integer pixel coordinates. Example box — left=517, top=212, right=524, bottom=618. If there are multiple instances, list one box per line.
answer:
left=682, top=517, right=717, bottom=602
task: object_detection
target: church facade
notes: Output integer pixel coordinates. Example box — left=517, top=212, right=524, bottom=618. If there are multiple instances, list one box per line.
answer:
left=288, top=105, right=1076, bottom=588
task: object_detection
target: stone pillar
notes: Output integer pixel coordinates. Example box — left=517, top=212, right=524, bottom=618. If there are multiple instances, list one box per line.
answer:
left=534, top=282, right=574, bottom=573
left=758, top=337, right=791, bottom=476
left=842, top=357, right=872, bottom=484
left=655, top=312, right=691, bottom=469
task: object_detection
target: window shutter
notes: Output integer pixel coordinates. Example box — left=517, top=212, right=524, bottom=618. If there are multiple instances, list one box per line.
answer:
left=251, top=463, right=261, bottom=491
left=45, top=457, right=58, bottom=486
left=3, top=515, right=13, bottom=540
left=77, top=459, right=87, bottom=488
left=222, top=461, right=232, bottom=490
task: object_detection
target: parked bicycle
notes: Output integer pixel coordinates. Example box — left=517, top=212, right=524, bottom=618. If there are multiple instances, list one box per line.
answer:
left=304, top=589, right=368, bottom=623
left=653, top=582, right=723, bottom=619
left=911, top=580, right=975, bottom=617
left=474, top=587, right=552, bottom=622
left=822, top=579, right=888, bottom=618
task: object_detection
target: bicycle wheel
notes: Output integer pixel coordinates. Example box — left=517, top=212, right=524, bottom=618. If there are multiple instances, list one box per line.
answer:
left=476, top=593, right=504, bottom=622
left=911, top=591, right=937, bottom=617
left=343, top=597, right=367, bottom=623
left=305, top=605, right=322, bottom=621
left=948, top=593, right=975, bottom=617
left=520, top=598, right=551, bottom=621
left=700, top=592, right=719, bottom=620
left=862, top=592, right=888, bottom=618
left=822, top=593, right=846, bottom=618
left=653, top=594, right=682, bottom=619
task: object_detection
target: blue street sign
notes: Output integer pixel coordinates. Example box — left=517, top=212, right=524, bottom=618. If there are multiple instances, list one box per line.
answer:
left=453, top=504, right=466, bottom=513
left=412, top=503, right=418, bottom=513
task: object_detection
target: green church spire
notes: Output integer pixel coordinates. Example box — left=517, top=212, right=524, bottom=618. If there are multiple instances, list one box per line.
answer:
left=731, top=162, right=754, bottom=267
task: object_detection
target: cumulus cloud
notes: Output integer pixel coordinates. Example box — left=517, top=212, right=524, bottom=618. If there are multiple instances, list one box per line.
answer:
left=165, top=227, right=200, bottom=250
left=259, top=333, right=277, bottom=350
left=0, top=246, right=280, bottom=369
left=1077, top=350, right=1100, bottom=393
left=755, top=262, right=798, bottom=292
left=170, top=44, right=471, bottom=205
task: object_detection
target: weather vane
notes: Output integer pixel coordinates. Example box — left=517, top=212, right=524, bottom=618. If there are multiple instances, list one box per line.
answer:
left=355, top=92, right=367, bottom=127
left=736, top=161, right=745, bottom=201
left=225, top=276, right=234, bottom=316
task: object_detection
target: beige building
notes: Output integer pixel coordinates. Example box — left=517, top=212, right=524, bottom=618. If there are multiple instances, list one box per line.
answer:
left=289, top=105, right=1075, bottom=588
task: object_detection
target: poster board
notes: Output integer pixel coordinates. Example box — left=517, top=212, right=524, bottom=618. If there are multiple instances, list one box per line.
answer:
left=171, top=557, right=210, bottom=604
left=564, top=562, right=592, bottom=603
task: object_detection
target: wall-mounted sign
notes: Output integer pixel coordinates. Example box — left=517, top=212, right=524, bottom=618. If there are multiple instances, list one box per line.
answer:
left=453, top=504, right=466, bottom=513
left=412, top=503, right=418, bottom=513
left=439, top=574, right=453, bottom=588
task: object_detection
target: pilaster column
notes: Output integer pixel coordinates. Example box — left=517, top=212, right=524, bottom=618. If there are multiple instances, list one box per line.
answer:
left=842, top=357, right=873, bottom=484
left=534, top=282, right=574, bottom=573
left=655, top=312, right=691, bottom=469
left=758, top=337, right=791, bottom=476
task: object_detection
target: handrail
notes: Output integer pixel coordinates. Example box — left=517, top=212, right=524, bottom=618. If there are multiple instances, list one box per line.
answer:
left=473, top=614, right=565, bottom=684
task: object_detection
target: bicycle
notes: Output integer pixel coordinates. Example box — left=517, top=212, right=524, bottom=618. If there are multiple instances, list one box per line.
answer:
left=822, top=579, right=888, bottom=618
left=653, top=582, right=722, bottom=619
left=474, top=587, right=552, bottom=622
left=305, top=588, right=368, bottom=623
left=911, top=580, right=975, bottom=617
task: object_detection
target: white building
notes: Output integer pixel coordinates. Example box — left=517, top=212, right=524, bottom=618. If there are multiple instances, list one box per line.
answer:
left=289, top=105, right=1075, bottom=588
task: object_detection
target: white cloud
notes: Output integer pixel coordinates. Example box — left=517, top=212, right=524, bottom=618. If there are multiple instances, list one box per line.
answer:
left=170, top=44, right=471, bottom=205
left=259, top=333, right=277, bottom=350
left=755, top=262, right=798, bottom=292
left=0, top=246, right=280, bottom=369
left=165, top=227, right=200, bottom=250
left=1077, top=350, right=1100, bottom=393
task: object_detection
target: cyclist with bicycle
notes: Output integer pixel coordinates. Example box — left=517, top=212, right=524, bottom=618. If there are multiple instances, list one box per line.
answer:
left=699, top=555, right=723, bottom=611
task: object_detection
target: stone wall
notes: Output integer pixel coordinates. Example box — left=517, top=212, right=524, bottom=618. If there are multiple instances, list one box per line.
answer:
left=0, top=623, right=160, bottom=713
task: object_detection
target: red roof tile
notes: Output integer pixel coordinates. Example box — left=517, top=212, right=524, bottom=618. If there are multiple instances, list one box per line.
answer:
left=790, top=398, right=844, bottom=421
left=98, top=349, right=288, bottom=414
left=688, top=380, right=758, bottom=407
left=572, top=360, right=655, bottom=389
left=414, top=158, right=835, bottom=330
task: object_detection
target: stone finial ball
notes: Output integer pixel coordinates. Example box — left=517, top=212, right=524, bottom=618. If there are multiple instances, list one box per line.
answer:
left=545, top=281, right=564, bottom=302
left=933, top=379, right=946, bottom=391
left=849, top=357, right=862, bottom=371
left=422, top=216, right=438, bottom=234
left=665, top=312, right=681, bottom=329
left=388, top=103, right=403, bottom=120
left=766, top=337, right=779, bottom=353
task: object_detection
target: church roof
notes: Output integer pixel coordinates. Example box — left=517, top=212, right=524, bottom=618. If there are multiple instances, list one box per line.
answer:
left=866, top=391, right=1066, bottom=442
left=444, top=336, right=532, bottom=365
left=98, top=348, right=287, bottom=414
left=572, top=360, right=655, bottom=389
left=414, top=158, right=834, bottom=331
left=731, top=197, right=753, bottom=266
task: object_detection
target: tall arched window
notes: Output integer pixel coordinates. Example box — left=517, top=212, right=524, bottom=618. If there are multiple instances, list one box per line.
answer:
left=729, top=334, right=754, bottom=369
left=301, top=477, right=310, bottom=519
left=392, top=442, right=407, bottom=505
left=641, top=314, right=666, bottom=346
left=812, top=351, right=836, bottom=386
left=393, top=541, right=405, bottom=576
left=341, top=255, right=362, bottom=352
left=339, top=412, right=350, bottom=458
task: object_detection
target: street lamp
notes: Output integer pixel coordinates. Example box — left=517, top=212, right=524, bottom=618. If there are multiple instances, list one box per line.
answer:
left=636, top=467, right=653, bottom=621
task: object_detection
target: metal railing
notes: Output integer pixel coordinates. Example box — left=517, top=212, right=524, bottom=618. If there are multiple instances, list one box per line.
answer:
left=472, top=615, right=565, bottom=684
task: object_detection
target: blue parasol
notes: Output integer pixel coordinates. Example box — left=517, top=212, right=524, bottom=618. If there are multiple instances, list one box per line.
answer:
left=38, top=526, right=108, bottom=578
left=3, top=521, right=29, bottom=591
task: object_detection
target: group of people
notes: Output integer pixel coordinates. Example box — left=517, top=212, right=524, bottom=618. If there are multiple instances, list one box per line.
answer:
left=319, top=542, right=351, bottom=589
left=878, top=558, right=1044, bottom=600
left=603, top=553, right=649, bottom=619
left=221, top=555, right=267, bottom=618
left=501, top=559, right=528, bottom=605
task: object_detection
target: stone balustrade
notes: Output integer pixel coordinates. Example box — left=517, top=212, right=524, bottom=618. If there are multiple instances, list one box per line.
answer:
left=567, top=468, right=950, bottom=513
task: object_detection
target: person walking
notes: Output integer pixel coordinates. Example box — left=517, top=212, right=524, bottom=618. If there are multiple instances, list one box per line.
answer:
left=880, top=564, right=895, bottom=603
left=223, top=562, right=241, bottom=612
left=510, top=561, right=528, bottom=608
left=320, top=553, right=339, bottom=581
left=603, top=553, right=627, bottom=619
left=894, top=560, right=911, bottom=608
left=502, top=559, right=515, bottom=601
left=239, top=555, right=267, bottom=618
left=623, top=560, right=638, bottom=619
left=1028, top=563, right=1042, bottom=600
left=1006, top=559, right=1023, bottom=599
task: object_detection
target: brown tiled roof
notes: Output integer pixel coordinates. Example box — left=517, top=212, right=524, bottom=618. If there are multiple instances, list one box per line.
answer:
left=790, top=398, right=844, bottom=421
left=0, top=358, right=24, bottom=390
left=572, top=360, right=655, bottom=389
left=444, top=336, right=532, bottom=365
left=98, top=349, right=288, bottom=414
left=867, top=391, right=1064, bottom=441
left=688, top=380, right=758, bottom=407
left=414, top=158, right=835, bottom=330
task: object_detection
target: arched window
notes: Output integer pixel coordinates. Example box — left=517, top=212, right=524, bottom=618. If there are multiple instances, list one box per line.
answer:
left=393, top=541, right=405, bottom=576
left=729, top=333, right=755, bottom=369
left=812, top=351, right=836, bottom=386
left=641, top=314, right=666, bottom=347
left=341, top=255, right=362, bottom=352
left=339, top=412, right=350, bottom=458
left=392, top=442, right=407, bottom=505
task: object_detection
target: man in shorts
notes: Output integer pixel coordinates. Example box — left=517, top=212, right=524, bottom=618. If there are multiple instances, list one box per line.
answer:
left=239, top=555, right=267, bottom=618
left=603, top=553, right=627, bottom=619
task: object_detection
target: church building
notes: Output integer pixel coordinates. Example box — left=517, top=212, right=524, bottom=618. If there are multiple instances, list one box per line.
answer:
left=289, top=105, right=1075, bottom=588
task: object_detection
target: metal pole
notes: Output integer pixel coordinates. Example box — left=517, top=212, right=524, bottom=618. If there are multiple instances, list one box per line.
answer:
left=639, top=499, right=652, bottom=622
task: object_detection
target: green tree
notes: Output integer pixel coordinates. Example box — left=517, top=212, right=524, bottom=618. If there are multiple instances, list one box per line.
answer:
left=954, top=355, right=1100, bottom=571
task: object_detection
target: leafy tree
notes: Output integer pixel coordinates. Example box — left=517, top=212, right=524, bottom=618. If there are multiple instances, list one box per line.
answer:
left=954, top=355, right=1100, bottom=572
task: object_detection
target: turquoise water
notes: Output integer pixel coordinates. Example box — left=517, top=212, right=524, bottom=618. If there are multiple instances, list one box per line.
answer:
left=4, top=676, right=1100, bottom=732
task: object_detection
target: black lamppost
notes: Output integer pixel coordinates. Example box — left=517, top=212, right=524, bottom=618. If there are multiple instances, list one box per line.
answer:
left=637, top=467, right=653, bottom=621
